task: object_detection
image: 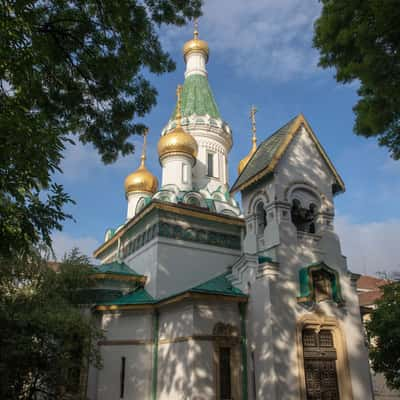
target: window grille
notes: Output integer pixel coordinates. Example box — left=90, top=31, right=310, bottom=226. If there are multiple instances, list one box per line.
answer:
left=219, top=347, right=231, bottom=400
left=120, top=357, right=126, bottom=398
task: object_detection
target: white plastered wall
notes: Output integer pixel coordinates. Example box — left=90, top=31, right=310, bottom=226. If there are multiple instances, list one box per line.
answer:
left=156, top=237, right=240, bottom=298
left=124, top=235, right=240, bottom=299
left=158, top=302, right=194, bottom=400
left=93, top=311, right=153, bottom=400
left=157, top=300, right=242, bottom=400
left=126, top=191, right=150, bottom=220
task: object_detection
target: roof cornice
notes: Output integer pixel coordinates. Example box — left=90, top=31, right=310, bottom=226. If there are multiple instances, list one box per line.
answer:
left=93, top=200, right=245, bottom=258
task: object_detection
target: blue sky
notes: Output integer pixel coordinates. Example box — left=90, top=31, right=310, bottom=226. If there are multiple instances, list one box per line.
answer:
left=53, top=0, right=400, bottom=275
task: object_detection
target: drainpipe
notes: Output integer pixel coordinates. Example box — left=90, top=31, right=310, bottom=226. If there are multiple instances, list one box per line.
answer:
left=239, top=303, right=248, bottom=400
left=152, top=310, right=159, bottom=400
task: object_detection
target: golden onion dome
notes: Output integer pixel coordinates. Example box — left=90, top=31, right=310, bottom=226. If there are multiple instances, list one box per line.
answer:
left=124, top=164, right=158, bottom=195
left=124, top=131, right=158, bottom=195
left=158, top=125, right=198, bottom=160
left=183, top=22, right=209, bottom=62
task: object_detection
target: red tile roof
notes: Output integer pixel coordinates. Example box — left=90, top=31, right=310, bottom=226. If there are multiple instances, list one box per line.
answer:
left=357, top=275, right=389, bottom=291
left=357, top=275, right=391, bottom=307
left=358, top=291, right=384, bottom=307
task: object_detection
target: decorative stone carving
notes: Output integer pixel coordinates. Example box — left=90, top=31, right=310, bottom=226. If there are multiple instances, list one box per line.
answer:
left=121, top=221, right=241, bottom=258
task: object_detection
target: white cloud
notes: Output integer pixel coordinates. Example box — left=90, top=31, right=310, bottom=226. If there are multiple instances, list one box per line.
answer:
left=59, top=139, right=143, bottom=182
left=335, top=216, right=400, bottom=275
left=163, top=0, right=321, bottom=81
left=51, top=232, right=100, bottom=262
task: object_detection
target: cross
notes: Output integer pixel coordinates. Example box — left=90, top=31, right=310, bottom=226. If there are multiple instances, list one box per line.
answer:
left=176, top=84, right=183, bottom=126
left=194, top=18, right=199, bottom=39
left=250, top=105, right=257, bottom=135
left=140, top=128, right=149, bottom=165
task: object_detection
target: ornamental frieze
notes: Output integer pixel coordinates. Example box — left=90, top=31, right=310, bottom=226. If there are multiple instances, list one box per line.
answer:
left=120, top=221, right=241, bottom=258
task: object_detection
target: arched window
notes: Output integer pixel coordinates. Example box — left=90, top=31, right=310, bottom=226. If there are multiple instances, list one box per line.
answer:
left=255, top=202, right=267, bottom=235
left=207, top=152, right=214, bottom=177
left=308, top=203, right=317, bottom=233
left=182, top=163, right=189, bottom=184
left=302, top=328, right=339, bottom=399
left=291, top=199, right=317, bottom=233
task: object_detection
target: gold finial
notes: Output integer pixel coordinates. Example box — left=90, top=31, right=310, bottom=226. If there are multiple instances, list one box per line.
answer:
left=140, top=128, right=148, bottom=167
left=176, top=84, right=183, bottom=128
left=194, top=18, right=199, bottom=39
left=237, top=105, right=258, bottom=175
left=250, top=105, right=257, bottom=149
left=124, top=127, right=158, bottom=195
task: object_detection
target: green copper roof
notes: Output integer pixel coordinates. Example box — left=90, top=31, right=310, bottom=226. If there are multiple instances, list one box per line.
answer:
left=171, top=74, right=221, bottom=119
left=100, top=288, right=155, bottom=305
left=96, top=272, right=246, bottom=307
left=231, top=115, right=298, bottom=193
left=258, top=255, right=273, bottom=264
left=93, top=261, right=143, bottom=277
left=190, top=272, right=246, bottom=297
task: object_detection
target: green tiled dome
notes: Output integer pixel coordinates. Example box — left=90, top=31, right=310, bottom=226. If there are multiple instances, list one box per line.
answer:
left=171, top=74, right=221, bottom=120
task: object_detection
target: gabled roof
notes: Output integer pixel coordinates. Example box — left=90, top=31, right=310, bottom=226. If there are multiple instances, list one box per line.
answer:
left=358, top=291, right=383, bottom=307
left=99, top=288, right=155, bottom=306
left=357, top=274, right=390, bottom=307
left=357, top=275, right=389, bottom=291
left=190, top=272, right=246, bottom=297
left=230, top=114, right=345, bottom=194
left=91, top=261, right=146, bottom=283
left=94, top=261, right=142, bottom=276
left=171, top=74, right=221, bottom=119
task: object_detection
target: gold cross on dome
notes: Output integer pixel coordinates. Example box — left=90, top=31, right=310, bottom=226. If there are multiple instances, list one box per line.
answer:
left=194, top=18, right=199, bottom=39
left=140, top=128, right=149, bottom=166
left=250, top=105, right=257, bottom=134
left=176, top=84, right=183, bottom=127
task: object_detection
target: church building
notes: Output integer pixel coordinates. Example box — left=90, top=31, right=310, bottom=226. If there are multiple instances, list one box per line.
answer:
left=86, top=25, right=374, bottom=400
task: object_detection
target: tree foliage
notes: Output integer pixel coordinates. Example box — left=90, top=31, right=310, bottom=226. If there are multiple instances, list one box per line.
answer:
left=0, top=248, right=103, bottom=399
left=366, top=281, right=400, bottom=390
left=0, top=0, right=202, bottom=257
left=313, top=0, right=400, bottom=159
